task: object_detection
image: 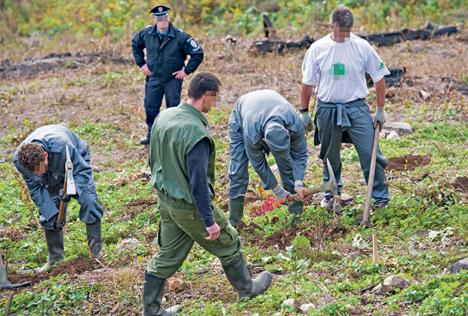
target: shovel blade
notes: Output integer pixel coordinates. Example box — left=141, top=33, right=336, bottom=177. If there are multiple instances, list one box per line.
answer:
left=326, top=158, right=338, bottom=195
left=65, top=146, right=76, bottom=195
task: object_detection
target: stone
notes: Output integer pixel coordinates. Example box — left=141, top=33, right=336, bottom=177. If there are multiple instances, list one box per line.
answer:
left=372, top=275, right=409, bottom=293
left=420, top=89, right=431, bottom=100
left=300, top=303, right=316, bottom=313
left=281, top=298, right=297, bottom=311
left=449, top=258, right=468, bottom=273
left=380, top=130, right=389, bottom=139
left=116, top=238, right=144, bottom=253
left=383, top=122, right=413, bottom=135
left=386, top=131, right=400, bottom=140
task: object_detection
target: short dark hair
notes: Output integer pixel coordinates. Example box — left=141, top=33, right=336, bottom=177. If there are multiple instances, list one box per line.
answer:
left=18, top=143, right=45, bottom=171
left=188, top=72, right=221, bottom=100
left=330, top=6, right=354, bottom=29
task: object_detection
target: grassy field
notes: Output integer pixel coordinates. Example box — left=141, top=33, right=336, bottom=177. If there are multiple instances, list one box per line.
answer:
left=0, top=23, right=467, bottom=315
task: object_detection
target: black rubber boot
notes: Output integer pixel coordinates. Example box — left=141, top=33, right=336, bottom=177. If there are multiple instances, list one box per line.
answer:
left=36, top=229, right=64, bottom=273
left=288, top=200, right=303, bottom=226
left=139, top=136, right=150, bottom=145
left=143, top=272, right=181, bottom=316
left=228, top=196, right=245, bottom=227
left=86, top=221, right=102, bottom=258
left=222, top=253, right=272, bottom=299
left=139, top=130, right=151, bottom=145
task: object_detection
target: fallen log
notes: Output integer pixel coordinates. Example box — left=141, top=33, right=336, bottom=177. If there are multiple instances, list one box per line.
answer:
left=367, top=67, right=405, bottom=88
left=249, top=35, right=314, bottom=55
left=358, top=23, right=460, bottom=46
left=250, top=19, right=461, bottom=55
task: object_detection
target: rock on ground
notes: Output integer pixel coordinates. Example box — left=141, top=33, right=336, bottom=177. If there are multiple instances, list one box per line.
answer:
left=383, top=122, right=413, bottom=135
left=449, top=258, right=468, bottom=273
left=372, top=275, right=410, bottom=293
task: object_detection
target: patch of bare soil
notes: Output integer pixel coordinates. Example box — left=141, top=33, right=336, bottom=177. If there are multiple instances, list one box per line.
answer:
left=387, top=154, right=431, bottom=171
left=8, top=257, right=97, bottom=286
left=0, top=52, right=132, bottom=79
left=125, top=198, right=157, bottom=208
left=114, top=198, right=158, bottom=223
left=453, top=176, right=468, bottom=194
left=112, top=171, right=152, bottom=187
left=0, top=227, right=27, bottom=241
left=248, top=223, right=347, bottom=250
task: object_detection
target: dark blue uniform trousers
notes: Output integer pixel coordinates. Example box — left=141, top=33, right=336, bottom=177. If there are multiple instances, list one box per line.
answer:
left=144, top=76, right=182, bottom=137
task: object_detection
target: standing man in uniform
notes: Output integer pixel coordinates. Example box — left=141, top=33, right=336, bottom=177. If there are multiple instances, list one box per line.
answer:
left=143, top=73, right=272, bottom=315
left=132, top=4, right=204, bottom=145
left=12, top=125, right=103, bottom=273
left=228, top=89, right=332, bottom=227
left=300, top=6, right=391, bottom=209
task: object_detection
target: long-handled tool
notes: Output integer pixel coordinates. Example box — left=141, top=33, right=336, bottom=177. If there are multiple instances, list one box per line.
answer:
left=361, top=123, right=381, bottom=226
left=57, top=146, right=76, bottom=225
left=297, top=158, right=338, bottom=211
left=0, top=253, right=30, bottom=290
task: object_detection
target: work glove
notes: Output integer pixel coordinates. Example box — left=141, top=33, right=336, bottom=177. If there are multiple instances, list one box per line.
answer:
left=294, top=180, right=306, bottom=199
left=59, top=189, right=71, bottom=203
left=373, top=107, right=388, bottom=130
left=272, top=185, right=290, bottom=200
left=299, top=110, right=313, bottom=132
left=52, top=214, right=64, bottom=230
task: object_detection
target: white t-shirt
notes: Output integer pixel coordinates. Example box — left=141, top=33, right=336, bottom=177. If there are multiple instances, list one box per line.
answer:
left=301, top=33, right=390, bottom=103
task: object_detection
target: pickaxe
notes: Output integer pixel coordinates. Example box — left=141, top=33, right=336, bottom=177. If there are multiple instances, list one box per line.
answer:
left=57, top=146, right=76, bottom=225
left=290, top=159, right=339, bottom=209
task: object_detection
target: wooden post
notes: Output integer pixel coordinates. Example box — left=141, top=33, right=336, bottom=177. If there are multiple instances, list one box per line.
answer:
left=372, top=234, right=378, bottom=263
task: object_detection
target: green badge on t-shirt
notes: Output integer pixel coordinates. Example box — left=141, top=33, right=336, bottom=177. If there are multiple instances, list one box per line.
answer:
left=329, top=62, right=347, bottom=81
left=329, top=63, right=346, bottom=76
left=379, top=62, right=385, bottom=69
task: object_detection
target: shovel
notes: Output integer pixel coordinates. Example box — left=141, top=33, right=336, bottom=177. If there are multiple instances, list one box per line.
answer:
left=361, top=123, right=381, bottom=226
left=0, top=253, right=30, bottom=290
left=57, top=146, right=76, bottom=225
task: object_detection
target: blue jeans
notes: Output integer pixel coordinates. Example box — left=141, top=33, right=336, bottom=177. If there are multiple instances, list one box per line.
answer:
left=315, top=98, right=390, bottom=203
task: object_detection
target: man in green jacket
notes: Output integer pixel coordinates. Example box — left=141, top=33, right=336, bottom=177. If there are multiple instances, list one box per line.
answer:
left=144, top=72, right=272, bottom=315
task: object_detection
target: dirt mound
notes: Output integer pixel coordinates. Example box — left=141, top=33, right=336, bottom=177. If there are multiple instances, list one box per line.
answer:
left=387, top=154, right=431, bottom=171
left=453, top=177, right=468, bottom=194
left=7, top=257, right=97, bottom=286
left=249, top=223, right=347, bottom=250
left=0, top=227, right=26, bottom=241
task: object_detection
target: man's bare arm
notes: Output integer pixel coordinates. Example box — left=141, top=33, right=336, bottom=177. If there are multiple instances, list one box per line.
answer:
left=375, top=79, right=385, bottom=108
left=300, top=83, right=314, bottom=111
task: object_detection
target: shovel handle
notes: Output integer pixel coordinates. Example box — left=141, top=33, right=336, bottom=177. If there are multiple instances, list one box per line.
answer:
left=57, top=180, right=67, bottom=225
left=362, top=124, right=380, bottom=225
left=302, top=187, right=321, bottom=199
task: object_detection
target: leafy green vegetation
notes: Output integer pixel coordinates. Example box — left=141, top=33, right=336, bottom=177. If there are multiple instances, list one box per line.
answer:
left=1, top=0, right=466, bottom=42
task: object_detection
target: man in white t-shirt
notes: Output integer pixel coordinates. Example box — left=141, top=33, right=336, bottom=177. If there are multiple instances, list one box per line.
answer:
left=299, top=6, right=390, bottom=209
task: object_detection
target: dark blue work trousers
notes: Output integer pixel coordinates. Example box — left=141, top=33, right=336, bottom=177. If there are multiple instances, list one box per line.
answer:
left=144, top=76, right=182, bottom=136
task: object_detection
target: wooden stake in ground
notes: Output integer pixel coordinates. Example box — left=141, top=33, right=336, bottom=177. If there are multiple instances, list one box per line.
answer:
left=372, top=234, right=378, bottom=263
left=361, top=124, right=381, bottom=226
